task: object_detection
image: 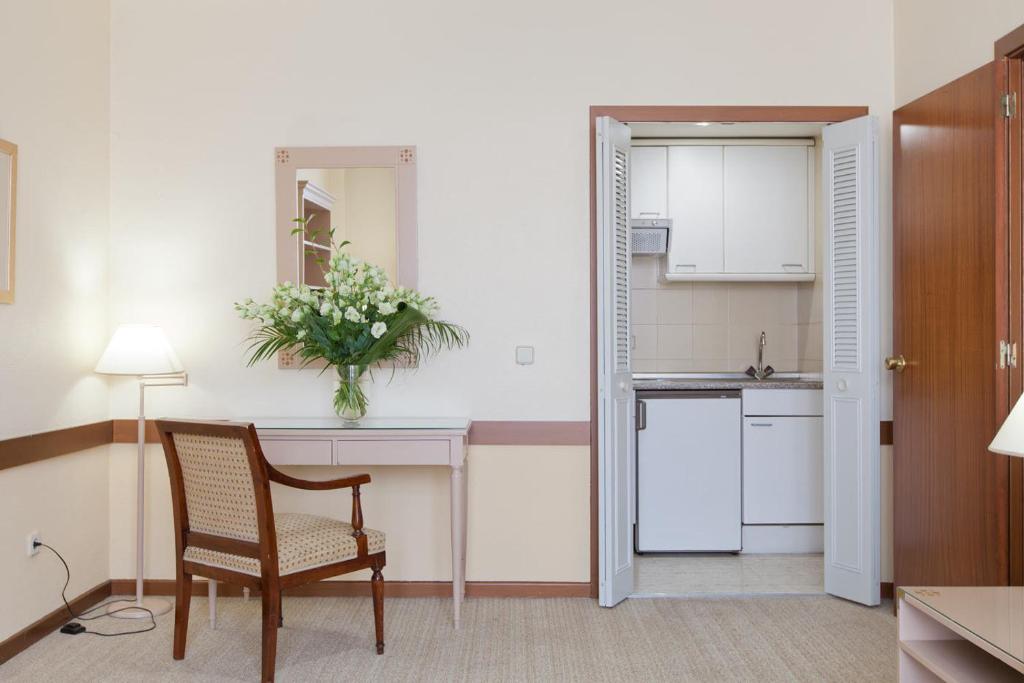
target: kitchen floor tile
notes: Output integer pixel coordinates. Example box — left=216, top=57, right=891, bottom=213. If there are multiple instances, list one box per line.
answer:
left=633, top=553, right=824, bottom=596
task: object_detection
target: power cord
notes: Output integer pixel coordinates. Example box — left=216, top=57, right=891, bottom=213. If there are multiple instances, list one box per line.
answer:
left=36, top=541, right=157, bottom=637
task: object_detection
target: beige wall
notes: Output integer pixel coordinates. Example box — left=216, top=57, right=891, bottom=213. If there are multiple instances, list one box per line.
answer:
left=109, top=444, right=590, bottom=583
left=894, top=0, right=1024, bottom=106
left=104, top=0, right=896, bottom=586
left=0, top=0, right=111, bottom=641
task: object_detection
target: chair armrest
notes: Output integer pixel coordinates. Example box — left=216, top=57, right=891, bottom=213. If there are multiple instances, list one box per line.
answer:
left=265, top=465, right=372, bottom=555
left=266, top=466, right=371, bottom=491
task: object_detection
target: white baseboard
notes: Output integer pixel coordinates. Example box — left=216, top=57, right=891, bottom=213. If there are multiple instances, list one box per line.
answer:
left=741, top=524, right=823, bottom=553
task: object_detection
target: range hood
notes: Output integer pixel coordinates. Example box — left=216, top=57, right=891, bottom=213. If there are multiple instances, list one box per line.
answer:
left=630, top=218, right=671, bottom=255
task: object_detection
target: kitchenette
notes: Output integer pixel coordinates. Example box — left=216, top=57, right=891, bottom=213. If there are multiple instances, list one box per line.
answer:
left=627, top=122, right=828, bottom=595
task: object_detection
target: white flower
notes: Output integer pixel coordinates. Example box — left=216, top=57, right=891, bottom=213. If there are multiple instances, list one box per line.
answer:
left=378, top=301, right=397, bottom=315
left=371, top=322, right=387, bottom=338
left=344, top=306, right=362, bottom=323
left=290, top=309, right=303, bottom=322
left=296, top=330, right=306, bottom=339
left=320, top=301, right=333, bottom=316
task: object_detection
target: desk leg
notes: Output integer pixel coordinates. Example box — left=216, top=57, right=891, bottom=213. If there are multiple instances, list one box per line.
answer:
left=450, top=464, right=465, bottom=629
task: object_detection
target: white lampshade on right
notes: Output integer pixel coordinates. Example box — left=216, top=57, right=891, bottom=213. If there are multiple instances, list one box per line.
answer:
left=989, top=394, right=1024, bottom=458
left=95, top=324, right=184, bottom=376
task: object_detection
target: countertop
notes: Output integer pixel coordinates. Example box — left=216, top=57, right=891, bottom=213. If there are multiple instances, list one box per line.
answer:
left=633, top=373, right=824, bottom=391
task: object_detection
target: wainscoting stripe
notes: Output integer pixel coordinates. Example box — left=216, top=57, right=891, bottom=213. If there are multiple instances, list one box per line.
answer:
left=880, top=421, right=893, bottom=446
left=468, top=421, right=591, bottom=446
left=0, top=580, right=112, bottom=665
left=0, top=421, right=112, bottom=472
left=1, top=417, right=894, bottom=470
left=112, top=418, right=159, bottom=444
left=111, top=579, right=592, bottom=599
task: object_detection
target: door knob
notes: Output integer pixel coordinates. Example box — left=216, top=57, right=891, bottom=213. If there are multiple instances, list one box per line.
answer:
left=884, top=355, right=907, bottom=372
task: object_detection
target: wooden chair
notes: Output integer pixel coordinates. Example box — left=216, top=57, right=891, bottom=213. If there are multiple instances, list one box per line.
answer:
left=156, top=419, right=386, bottom=682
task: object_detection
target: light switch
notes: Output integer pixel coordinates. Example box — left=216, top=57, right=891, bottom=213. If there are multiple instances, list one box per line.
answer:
left=515, top=346, right=534, bottom=365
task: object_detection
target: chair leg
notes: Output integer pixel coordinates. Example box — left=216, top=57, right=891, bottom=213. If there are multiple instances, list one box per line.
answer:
left=261, top=582, right=280, bottom=683
left=371, top=563, right=385, bottom=655
left=173, top=571, right=193, bottom=660
left=209, top=579, right=217, bottom=630
left=278, top=591, right=283, bottom=628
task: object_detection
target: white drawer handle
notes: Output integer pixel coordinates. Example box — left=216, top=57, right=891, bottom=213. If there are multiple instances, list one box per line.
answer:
left=749, top=422, right=774, bottom=427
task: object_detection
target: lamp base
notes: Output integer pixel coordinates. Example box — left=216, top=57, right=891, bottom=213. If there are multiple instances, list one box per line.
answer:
left=105, top=595, right=172, bottom=619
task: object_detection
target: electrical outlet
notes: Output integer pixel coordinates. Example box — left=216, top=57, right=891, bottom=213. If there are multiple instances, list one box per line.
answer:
left=26, top=531, right=40, bottom=557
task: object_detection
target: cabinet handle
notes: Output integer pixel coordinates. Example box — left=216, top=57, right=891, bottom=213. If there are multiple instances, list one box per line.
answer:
left=639, top=212, right=661, bottom=217
left=749, top=422, right=774, bottom=427
left=781, top=263, right=804, bottom=269
left=637, top=400, right=647, bottom=431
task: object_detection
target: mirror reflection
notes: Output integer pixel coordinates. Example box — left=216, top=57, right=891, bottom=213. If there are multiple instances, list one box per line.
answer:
left=296, top=167, right=396, bottom=288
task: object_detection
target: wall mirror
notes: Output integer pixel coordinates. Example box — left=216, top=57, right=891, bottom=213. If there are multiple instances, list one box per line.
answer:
left=274, top=146, right=418, bottom=367
left=0, top=138, right=16, bottom=304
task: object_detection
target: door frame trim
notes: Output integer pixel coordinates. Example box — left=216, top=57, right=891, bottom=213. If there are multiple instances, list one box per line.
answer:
left=588, top=105, right=868, bottom=598
left=995, top=26, right=1024, bottom=585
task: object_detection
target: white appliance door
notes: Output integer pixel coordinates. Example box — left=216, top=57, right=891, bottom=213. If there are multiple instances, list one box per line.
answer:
left=596, top=116, right=635, bottom=607
left=637, top=393, right=742, bottom=552
left=822, top=115, right=881, bottom=606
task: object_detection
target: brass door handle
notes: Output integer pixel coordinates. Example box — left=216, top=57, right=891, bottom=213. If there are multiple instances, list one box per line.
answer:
left=885, top=355, right=907, bottom=372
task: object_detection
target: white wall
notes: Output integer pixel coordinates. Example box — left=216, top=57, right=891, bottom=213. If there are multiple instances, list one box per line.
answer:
left=0, top=0, right=111, bottom=642
left=106, top=0, right=897, bottom=585
left=895, top=0, right=1024, bottom=106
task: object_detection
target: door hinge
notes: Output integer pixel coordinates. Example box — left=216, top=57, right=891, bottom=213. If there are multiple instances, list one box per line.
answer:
left=1002, top=92, right=1017, bottom=118
left=1000, top=340, right=1018, bottom=369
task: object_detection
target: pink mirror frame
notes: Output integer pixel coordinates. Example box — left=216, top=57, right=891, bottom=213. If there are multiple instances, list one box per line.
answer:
left=274, top=146, right=418, bottom=369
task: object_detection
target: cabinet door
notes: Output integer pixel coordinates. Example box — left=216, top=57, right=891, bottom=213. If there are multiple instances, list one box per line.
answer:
left=724, top=146, right=809, bottom=274
left=630, top=146, right=667, bottom=219
left=743, top=416, right=823, bottom=524
left=667, top=146, right=724, bottom=273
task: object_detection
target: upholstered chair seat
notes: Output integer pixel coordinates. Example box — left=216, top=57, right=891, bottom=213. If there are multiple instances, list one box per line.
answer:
left=184, top=513, right=386, bottom=576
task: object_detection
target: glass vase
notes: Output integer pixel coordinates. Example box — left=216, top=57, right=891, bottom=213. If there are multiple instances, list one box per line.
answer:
left=334, top=364, right=368, bottom=422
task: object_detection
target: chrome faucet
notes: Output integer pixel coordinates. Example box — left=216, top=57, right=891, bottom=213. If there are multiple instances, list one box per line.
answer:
left=745, top=331, right=775, bottom=380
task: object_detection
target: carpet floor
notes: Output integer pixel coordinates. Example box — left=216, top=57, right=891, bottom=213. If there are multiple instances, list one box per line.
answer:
left=1, top=594, right=896, bottom=681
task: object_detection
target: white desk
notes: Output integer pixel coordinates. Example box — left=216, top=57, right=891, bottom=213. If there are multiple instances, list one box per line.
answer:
left=898, top=586, right=1024, bottom=681
left=254, top=417, right=471, bottom=628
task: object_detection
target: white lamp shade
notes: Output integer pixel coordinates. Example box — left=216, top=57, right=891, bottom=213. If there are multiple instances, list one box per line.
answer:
left=989, top=394, right=1024, bottom=458
left=95, top=324, right=184, bottom=375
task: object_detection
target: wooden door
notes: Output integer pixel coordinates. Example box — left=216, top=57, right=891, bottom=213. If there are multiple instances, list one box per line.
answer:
left=893, top=63, right=1009, bottom=589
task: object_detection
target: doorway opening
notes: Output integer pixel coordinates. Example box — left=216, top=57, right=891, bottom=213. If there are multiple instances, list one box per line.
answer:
left=589, top=106, right=881, bottom=606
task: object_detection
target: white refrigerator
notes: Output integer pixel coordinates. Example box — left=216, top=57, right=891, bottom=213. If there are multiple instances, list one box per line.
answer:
left=636, top=390, right=742, bottom=552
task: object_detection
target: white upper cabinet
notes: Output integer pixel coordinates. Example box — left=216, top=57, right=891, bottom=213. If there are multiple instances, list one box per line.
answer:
left=724, top=146, right=811, bottom=276
left=629, top=146, right=667, bottom=219
left=666, top=146, right=724, bottom=274
left=650, top=141, right=814, bottom=282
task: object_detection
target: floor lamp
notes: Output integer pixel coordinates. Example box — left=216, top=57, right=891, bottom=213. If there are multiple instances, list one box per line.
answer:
left=96, top=324, right=187, bottom=619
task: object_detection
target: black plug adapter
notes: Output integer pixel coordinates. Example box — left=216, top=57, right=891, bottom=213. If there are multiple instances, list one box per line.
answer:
left=60, top=622, right=86, bottom=635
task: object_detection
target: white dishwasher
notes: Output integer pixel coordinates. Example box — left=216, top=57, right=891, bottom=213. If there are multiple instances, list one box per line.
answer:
left=636, top=390, right=742, bottom=553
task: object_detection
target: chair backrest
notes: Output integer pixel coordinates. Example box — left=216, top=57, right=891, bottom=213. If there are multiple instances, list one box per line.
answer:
left=156, top=420, right=274, bottom=551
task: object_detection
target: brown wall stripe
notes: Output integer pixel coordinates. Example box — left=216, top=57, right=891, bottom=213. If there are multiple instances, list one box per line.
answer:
left=0, top=421, right=112, bottom=472
left=2, top=418, right=895, bottom=470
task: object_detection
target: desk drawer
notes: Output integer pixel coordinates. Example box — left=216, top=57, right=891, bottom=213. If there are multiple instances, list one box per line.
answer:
left=260, top=439, right=333, bottom=466
left=335, top=439, right=451, bottom=466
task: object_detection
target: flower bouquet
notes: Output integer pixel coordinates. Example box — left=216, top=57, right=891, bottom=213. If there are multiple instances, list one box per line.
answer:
left=236, top=231, right=468, bottom=420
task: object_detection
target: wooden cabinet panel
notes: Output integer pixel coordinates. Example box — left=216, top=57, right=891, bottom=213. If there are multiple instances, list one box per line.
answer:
left=723, top=146, right=810, bottom=274
left=630, top=146, right=667, bottom=219
left=666, top=146, right=724, bottom=274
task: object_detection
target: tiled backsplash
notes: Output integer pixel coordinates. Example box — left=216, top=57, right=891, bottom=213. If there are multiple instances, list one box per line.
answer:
left=631, top=256, right=823, bottom=374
